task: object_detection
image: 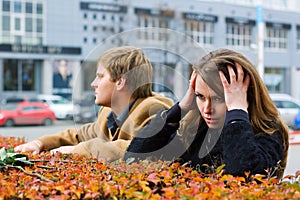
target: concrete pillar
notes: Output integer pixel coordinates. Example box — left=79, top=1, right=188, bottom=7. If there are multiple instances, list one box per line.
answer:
left=71, top=60, right=83, bottom=101
left=42, top=60, right=53, bottom=95
left=291, top=66, right=300, bottom=100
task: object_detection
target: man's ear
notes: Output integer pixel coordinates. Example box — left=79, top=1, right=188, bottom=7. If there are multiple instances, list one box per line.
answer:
left=115, top=77, right=126, bottom=90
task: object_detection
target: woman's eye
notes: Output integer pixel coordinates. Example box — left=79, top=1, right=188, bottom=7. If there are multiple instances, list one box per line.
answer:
left=195, top=93, right=205, bottom=100
left=212, top=96, right=224, bottom=103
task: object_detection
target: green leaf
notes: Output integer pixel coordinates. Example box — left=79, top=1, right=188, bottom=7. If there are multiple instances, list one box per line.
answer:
left=7, top=148, right=15, bottom=153
left=216, top=164, right=226, bottom=174
left=0, top=147, right=32, bottom=167
left=0, top=147, right=7, bottom=161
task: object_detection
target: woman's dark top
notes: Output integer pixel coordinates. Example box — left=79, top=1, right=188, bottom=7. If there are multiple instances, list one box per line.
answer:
left=124, top=103, right=284, bottom=176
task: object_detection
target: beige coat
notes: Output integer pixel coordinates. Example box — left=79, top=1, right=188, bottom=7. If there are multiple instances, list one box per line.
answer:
left=38, top=93, right=173, bottom=161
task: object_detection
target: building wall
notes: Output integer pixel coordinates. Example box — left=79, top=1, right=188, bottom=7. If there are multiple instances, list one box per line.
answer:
left=1, top=0, right=300, bottom=100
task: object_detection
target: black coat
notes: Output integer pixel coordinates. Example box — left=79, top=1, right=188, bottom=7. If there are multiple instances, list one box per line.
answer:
left=124, top=103, right=284, bottom=177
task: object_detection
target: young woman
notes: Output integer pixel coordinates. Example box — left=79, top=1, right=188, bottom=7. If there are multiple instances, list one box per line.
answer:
left=124, top=49, right=289, bottom=179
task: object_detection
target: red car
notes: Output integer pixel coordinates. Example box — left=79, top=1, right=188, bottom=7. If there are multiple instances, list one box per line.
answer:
left=0, top=102, right=56, bottom=127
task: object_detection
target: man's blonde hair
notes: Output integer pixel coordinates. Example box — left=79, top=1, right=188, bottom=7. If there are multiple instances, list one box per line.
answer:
left=98, top=46, right=153, bottom=98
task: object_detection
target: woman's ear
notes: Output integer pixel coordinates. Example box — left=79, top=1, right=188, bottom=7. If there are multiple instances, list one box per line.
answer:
left=115, top=76, right=126, bottom=90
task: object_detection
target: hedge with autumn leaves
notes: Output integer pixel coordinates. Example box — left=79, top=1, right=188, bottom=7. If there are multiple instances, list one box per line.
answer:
left=0, top=136, right=300, bottom=199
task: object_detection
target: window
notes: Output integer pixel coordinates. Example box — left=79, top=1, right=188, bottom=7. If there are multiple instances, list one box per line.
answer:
left=37, top=37, right=43, bottom=45
left=264, top=67, right=286, bottom=92
left=3, top=60, right=18, bottom=91
left=14, top=1, right=22, bottom=13
left=83, top=37, right=87, bottom=43
left=83, top=25, right=87, bottom=31
left=83, top=13, right=87, bottom=19
left=36, top=18, right=43, bottom=32
left=2, top=0, right=10, bottom=12
left=137, top=15, right=171, bottom=41
left=25, top=2, right=32, bottom=13
left=93, top=26, right=97, bottom=32
left=93, top=14, right=97, bottom=19
left=184, top=20, right=215, bottom=46
left=25, top=17, right=33, bottom=32
left=226, top=23, right=252, bottom=48
left=3, top=59, right=37, bottom=91
left=36, top=3, right=43, bottom=14
left=2, top=16, right=10, bottom=31
left=265, top=26, right=288, bottom=50
left=15, top=35, right=22, bottom=44
left=93, top=38, right=97, bottom=44
left=15, top=18, right=21, bottom=31
left=296, top=27, right=300, bottom=50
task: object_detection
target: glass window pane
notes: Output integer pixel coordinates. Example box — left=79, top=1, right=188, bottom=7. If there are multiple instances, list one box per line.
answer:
left=36, top=3, right=43, bottom=14
left=25, top=2, right=32, bottom=13
left=3, top=60, right=18, bottom=91
left=282, top=101, right=300, bottom=109
left=14, top=1, right=21, bottom=13
left=15, top=35, right=22, bottom=44
left=36, top=18, right=43, bottom=32
left=2, top=16, right=10, bottom=31
left=2, top=0, right=10, bottom=11
left=15, top=18, right=21, bottom=30
left=22, top=62, right=35, bottom=91
left=25, top=17, right=33, bottom=32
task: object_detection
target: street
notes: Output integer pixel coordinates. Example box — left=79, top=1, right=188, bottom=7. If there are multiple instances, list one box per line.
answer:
left=0, top=120, right=82, bottom=141
left=0, top=121, right=299, bottom=178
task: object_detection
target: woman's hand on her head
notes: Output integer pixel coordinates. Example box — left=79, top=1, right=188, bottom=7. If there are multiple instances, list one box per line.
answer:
left=219, top=63, right=250, bottom=113
left=179, top=71, right=197, bottom=112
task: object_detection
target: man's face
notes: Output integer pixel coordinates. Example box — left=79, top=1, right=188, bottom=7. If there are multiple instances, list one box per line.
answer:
left=90, top=64, right=116, bottom=107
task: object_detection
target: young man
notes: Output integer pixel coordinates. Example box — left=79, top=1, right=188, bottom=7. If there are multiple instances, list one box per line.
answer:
left=15, top=46, right=173, bottom=161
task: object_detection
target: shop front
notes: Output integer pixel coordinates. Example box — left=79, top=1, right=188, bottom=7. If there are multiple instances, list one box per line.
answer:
left=0, top=44, right=81, bottom=101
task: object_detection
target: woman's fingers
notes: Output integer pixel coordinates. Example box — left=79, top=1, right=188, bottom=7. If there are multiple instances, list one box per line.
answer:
left=219, top=63, right=249, bottom=112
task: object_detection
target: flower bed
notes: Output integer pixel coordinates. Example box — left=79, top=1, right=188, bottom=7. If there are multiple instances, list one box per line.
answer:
left=0, top=135, right=300, bottom=199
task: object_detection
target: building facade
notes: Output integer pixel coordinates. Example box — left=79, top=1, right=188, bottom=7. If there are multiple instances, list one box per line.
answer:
left=1, top=0, right=300, bottom=101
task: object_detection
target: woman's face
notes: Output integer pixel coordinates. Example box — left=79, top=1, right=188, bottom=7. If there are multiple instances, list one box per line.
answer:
left=195, top=75, right=227, bottom=129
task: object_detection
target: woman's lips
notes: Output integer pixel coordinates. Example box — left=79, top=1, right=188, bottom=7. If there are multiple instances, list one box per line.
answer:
left=205, top=117, right=219, bottom=124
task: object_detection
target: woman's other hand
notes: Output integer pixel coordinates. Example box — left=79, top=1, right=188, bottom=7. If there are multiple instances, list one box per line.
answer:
left=219, top=63, right=250, bottom=113
left=179, top=71, right=197, bottom=112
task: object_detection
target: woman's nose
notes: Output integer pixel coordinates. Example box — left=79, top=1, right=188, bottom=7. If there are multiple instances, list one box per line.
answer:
left=203, top=100, right=213, bottom=114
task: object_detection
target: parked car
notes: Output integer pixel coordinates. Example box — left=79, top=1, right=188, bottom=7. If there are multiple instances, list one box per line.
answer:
left=0, top=102, right=56, bottom=127
left=293, top=109, right=300, bottom=130
left=30, top=94, right=75, bottom=120
left=1, top=96, right=27, bottom=104
left=73, top=94, right=100, bottom=123
left=270, top=93, right=300, bottom=128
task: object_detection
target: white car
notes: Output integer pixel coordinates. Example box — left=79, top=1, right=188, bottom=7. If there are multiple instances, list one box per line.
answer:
left=32, top=94, right=75, bottom=120
left=270, top=93, right=300, bottom=128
